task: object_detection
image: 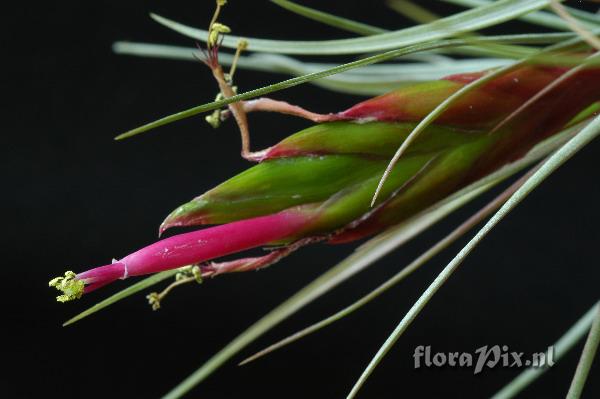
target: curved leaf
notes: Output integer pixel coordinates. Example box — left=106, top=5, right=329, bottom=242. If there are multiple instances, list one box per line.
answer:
left=270, top=0, right=385, bottom=35
left=443, top=0, right=598, bottom=30
left=492, top=302, right=600, bottom=399
left=113, top=41, right=509, bottom=95
left=151, top=0, right=556, bottom=55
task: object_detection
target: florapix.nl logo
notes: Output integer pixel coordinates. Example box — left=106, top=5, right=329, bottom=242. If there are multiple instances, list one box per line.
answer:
left=413, top=345, right=555, bottom=374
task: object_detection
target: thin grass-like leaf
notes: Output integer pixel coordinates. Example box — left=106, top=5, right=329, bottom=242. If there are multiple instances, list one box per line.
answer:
left=384, top=0, right=539, bottom=60
left=566, top=5, right=600, bottom=26
left=270, top=0, right=385, bottom=35
left=113, top=42, right=468, bottom=75
left=443, top=0, right=598, bottom=30
left=386, top=0, right=439, bottom=24
left=566, top=304, right=600, bottom=399
left=113, top=41, right=509, bottom=95
left=492, top=302, right=600, bottom=399
left=271, top=0, right=548, bottom=60
left=550, top=0, right=600, bottom=51
left=346, top=114, right=600, bottom=399
left=151, top=0, right=558, bottom=55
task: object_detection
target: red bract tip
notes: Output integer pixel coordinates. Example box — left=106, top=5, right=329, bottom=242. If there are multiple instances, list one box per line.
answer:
left=336, top=66, right=574, bottom=129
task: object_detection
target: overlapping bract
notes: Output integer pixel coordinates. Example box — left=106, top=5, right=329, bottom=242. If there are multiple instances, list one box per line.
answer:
left=162, top=65, right=600, bottom=242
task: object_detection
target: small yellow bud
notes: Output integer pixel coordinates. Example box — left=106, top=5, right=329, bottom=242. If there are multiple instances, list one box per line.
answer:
left=192, top=266, right=203, bottom=284
left=214, top=23, right=231, bottom=34
left=208, top=22, right=231, bottom=46
left=146, top=292, right=161, bottom=311
left=205, top=111, right=222, bottom=129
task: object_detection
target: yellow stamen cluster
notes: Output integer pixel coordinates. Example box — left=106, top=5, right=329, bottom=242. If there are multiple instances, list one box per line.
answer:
left=208, top=22, right=231, bottom=47
left=48, top=271, right=85, bottom=303
left=205, top=92, right=227, bottom=128
left=146, top=292, right=161, bottom=311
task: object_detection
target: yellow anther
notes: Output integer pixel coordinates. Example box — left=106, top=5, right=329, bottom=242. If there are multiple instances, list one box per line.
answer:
left=208, top=23, right=231, bottom=46
left=146, top=292, right=161, bottom=311
left=49, top=271, right=85, bottom=303
left=192, top=266, right=203, bottom=284
left=205, top=111, right=222, bottom=129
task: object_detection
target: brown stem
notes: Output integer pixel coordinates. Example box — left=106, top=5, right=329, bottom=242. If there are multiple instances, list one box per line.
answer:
left=147, top=237, right=325, bottom=309
left=200, top=237, right=323, bottom=277
left=242, top=98, right=335, bottom=122
left=209, top=64, right=262, bottom=160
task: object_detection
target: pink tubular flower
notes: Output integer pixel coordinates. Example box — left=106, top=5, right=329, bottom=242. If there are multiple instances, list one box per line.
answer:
left=49, top=207, right=312, bottom=301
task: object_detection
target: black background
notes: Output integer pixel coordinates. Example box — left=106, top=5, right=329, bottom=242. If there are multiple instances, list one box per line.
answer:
left=6, top=1, right=599, bottom=398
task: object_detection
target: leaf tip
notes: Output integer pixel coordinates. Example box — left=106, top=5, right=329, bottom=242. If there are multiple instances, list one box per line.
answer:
left=114, top=130, right=135, bottom=140
left=62, top=318, right=76, bottom=327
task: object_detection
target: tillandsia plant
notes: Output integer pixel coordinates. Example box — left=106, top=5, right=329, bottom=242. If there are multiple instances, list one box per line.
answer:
left=51, top=1, right=600, bottom=398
